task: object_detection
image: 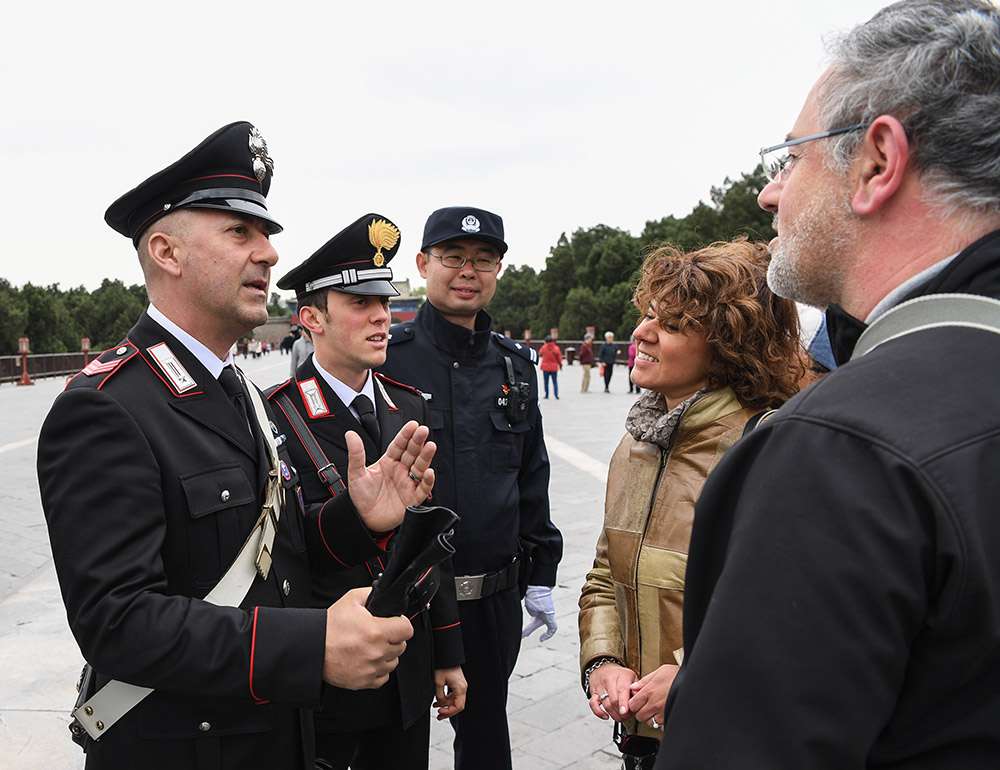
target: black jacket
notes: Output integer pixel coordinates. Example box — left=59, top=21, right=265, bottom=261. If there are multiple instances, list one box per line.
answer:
left=37, top=312, right=327, bottom=770
left=658, top=230, right=1000, bottom=769
left=267, top=358, right=462, bottom=730
left=380, top=303, right=562, bottom=583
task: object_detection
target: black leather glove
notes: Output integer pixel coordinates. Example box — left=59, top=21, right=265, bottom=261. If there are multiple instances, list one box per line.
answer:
left=366, top=504, right=459, bottom=617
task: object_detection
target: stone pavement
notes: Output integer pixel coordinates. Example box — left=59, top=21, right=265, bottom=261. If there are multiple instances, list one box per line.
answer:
left=0, top=354, right=640, bottom=769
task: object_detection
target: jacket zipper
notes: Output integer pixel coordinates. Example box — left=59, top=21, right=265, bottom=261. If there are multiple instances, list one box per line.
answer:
left=634, top=431, right=676, bottom=672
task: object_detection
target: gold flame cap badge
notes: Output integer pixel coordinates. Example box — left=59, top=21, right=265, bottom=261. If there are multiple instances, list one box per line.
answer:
left=369, top=219, right=400, bottom=267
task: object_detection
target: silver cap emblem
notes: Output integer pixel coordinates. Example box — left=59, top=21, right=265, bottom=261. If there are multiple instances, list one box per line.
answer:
left=461, top=215, right=480, bottom=233
left=248, top=126, right=275, bottom=182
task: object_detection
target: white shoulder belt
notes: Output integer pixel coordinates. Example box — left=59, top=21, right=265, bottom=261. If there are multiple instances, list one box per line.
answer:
left=71, top=371, right=283, bottom=742
left=852, top=293, right=1000, bottom=359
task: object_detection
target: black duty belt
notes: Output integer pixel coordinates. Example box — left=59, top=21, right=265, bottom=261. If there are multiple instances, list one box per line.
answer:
left=455, top=556, right=519, bottom=601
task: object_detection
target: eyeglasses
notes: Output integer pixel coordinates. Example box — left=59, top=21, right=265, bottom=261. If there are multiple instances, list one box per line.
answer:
left=425, top=251, right=501, bottom=272
left=760, top=123, right=868, bottom=182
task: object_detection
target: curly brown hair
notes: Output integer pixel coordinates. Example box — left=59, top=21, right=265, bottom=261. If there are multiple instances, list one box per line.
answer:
left=633, top=238, right=805, bottom=410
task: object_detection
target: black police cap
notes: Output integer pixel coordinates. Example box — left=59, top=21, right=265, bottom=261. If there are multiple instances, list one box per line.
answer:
left=105, top=121, right=282, bottom=244
left=277, top=213, right=401, bottom=298
left=421, top=206, right=507, bottom=255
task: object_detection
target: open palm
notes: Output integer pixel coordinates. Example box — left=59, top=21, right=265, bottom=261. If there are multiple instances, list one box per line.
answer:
left=346, top=420, right=436, bottom=531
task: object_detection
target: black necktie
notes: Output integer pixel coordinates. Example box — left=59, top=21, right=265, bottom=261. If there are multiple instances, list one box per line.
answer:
left=219, top=366, right=253, bottom=438
left=352, top=395, right=380, bottom=446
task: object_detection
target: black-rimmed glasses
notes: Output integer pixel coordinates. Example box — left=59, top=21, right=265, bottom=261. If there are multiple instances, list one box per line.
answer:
left=426, top=251, right=501, bottom=272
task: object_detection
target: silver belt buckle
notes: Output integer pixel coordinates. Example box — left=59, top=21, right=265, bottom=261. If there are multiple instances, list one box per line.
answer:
left=455, top=575, right=485, bottom=601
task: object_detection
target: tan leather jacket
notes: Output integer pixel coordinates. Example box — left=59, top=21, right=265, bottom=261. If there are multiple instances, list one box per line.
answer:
left=579, top=388, right=756, bottom=704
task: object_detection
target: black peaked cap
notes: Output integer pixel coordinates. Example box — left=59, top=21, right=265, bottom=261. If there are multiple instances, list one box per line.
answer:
left=105, top=121, right=282, bottom=244
left=421, top=206, right=507, bottom=255
left=277, top=213, right=401, bottom=298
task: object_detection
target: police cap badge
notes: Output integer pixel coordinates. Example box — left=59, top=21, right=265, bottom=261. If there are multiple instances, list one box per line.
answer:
left=421, top=206, right=507, bottom=255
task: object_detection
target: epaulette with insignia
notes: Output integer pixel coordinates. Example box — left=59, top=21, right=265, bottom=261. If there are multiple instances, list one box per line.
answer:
left=264, top=378, right=294, bottom=400
left=373, top=374, right=400, bottom=412
left=67, top=342, right=139, bottom=390
left=387, top=321, right=416, bottom=346
left=493, top=333, right=539, bottom=365
left=374, top=371, right=424, bottom=399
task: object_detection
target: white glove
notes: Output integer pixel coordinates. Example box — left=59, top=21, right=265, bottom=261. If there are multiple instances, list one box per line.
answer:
left=521, top=585, right=557, bottom=641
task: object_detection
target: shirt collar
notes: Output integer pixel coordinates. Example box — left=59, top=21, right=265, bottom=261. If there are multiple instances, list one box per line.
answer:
left=828, top=252, right=962, bottom=366
left=311, top=355, right=376, bottom=419
left=865, top=253, right=959, bottom=323
left=147, top=303, right=233, bottom=378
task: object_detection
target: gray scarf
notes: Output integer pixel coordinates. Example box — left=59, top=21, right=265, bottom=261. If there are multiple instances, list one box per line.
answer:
left=625, top=388, right=710, bottom=449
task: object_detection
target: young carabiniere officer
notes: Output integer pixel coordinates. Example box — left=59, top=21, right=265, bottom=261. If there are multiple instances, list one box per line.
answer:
left=267, top=213, right=466, bottom=770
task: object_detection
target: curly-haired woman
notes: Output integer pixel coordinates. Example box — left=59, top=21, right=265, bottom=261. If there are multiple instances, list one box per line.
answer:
left=578, top=238, right=805, bottom=768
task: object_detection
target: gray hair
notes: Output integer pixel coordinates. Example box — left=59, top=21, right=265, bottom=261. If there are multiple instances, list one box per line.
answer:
left=819, top=0, right=1000, bottom=218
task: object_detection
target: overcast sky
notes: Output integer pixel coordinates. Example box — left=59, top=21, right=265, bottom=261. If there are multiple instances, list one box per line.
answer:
left=2, top=0, right=890, bottom=298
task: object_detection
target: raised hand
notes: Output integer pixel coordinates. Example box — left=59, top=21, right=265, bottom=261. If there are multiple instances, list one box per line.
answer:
left=346, top=420, right=436, bottom=531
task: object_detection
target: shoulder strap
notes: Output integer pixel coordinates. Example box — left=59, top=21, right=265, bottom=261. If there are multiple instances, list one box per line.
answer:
left=272, top=391, right=347, bottom=497
left=273, top=393, right=384, bottom=581
left=852, top=293, right=1000, bottom=360
left=493, top=333, right=539, bottom=364
left=742, top=409, right=779, bottom=437
left=71, top=371, right=285, bottom=743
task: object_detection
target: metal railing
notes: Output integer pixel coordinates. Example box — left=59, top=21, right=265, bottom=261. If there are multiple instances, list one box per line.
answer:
left=0, top=353, right=88, bottom=384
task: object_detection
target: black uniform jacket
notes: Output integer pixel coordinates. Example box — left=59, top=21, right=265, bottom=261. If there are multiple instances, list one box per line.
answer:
left=380, top=302, right=562, bottom=583
left=658, top=230, right=1000, bottom=769
left=267, top=358, right=463, bottom=730
left=37, top=312, right=329, bottom=770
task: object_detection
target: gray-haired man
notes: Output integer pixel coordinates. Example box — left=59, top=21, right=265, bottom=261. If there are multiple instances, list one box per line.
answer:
left=657, top=2, right=1000, bottom=767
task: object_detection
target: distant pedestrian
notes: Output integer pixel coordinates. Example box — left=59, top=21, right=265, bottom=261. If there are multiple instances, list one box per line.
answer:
left=539, top=335, right=562, bottom=399
left=579, top=333, right=595, bottom=392
left=290, top=327, right=314, bottom=375
left=599, top=331, right=617, bottom=392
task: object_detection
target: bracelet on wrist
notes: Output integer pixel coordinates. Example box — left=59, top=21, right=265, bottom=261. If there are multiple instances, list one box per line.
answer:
left=583, top=656, right=622, bottom=697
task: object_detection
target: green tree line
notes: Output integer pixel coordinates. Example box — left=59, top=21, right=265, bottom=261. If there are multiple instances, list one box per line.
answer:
left=490, top=166, right=775, bottom=340
left=2, top=166, right=772, bottom=354
left=0, top=279, right=149, bottom=356
left=0, top=281, right=298, bottom=355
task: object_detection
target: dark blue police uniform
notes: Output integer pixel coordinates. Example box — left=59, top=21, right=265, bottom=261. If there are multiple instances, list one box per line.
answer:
left=380, top=301, right=563, bottom=770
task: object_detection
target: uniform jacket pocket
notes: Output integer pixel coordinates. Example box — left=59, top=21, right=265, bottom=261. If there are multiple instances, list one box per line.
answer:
left=179, top=463, right=256, bottom=587
left=489, top=411, right=530, bottom=472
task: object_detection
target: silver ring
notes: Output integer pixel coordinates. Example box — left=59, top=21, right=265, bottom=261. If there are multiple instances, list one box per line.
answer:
left=408, top=470, right=422, bottom=483
left=597, top=692, right=609, bottom=700
left=651, top=718, right=660, bottom=729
